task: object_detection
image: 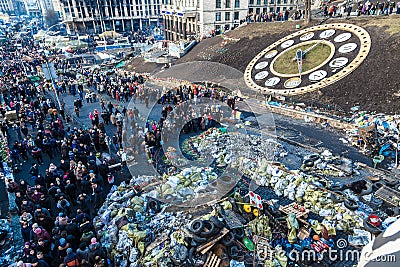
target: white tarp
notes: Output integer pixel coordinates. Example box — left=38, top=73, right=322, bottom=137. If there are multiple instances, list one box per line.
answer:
left=96, top=52, right=116, bottom=60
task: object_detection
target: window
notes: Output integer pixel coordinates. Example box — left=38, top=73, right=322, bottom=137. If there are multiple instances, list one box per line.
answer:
left=256, top=0, right=261, bottom=5
left=216, top=0, right=221, bottom=8
left=264, top=0, right=267, bottom=4
left=216, top=12, right=221, bottom=21
left=249, top=0, right=254, bottom=4
left=226, top=0, right=230, bottom=8
left=270, top=0, right=274, bottom=3
left=234, top=11, right=239, bottom=20
left=283, top=0, right=287, bottom=3
left=269, top=7, right=274, bottom=12
left=234, top=0, right=240, bottom=7
left=225, top=12, right=230, bottom=20
left=256, top=8, right=260, bottom=13
left=277, top=0, right=281, bottom=4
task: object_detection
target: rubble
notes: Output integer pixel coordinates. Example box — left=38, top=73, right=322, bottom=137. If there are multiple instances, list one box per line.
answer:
left=95, top=142, right=400, bottom=266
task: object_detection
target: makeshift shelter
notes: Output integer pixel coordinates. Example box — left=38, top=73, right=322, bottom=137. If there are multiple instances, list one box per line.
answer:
left=33, top=30, right=47, bottom=40
left=116, top=61, right=125, bottom=68
left=99, top=31, right=121, bottom=38
left=96, top=52, right=116, bottom=61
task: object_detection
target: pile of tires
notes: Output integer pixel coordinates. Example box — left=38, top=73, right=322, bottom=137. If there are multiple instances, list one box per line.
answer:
left=187, top=217, right=245, bottom=263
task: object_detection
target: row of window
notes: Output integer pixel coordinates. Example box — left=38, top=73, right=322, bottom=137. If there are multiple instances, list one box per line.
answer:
left=215, top=0, right=294, bottom=8
left=247, top=0, right=294, bottom=5
left=216, top=0, right=240, bottom=8
left=248, top=6, right=293, bottom=13
left=215, top=11, right=240, bottom=21
left=74, top=6, right=161, bottom=19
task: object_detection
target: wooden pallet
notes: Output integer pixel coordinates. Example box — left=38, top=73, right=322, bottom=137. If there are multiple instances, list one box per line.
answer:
left=204, top=252, right=221, bottom=267
left=279, top=203, right=310, bottom=218
left=374, top=185, right=400, bottom=206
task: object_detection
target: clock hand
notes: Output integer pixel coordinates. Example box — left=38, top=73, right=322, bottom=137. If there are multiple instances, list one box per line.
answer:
left=296, top=49, right=303, bottom=79
left=292, top=40, right=324, bottom=61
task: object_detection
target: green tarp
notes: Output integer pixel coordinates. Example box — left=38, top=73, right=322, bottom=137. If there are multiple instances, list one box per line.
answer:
left=29, top=76, right=41, bottom=82
left=116, top=61, right=125, bottom=68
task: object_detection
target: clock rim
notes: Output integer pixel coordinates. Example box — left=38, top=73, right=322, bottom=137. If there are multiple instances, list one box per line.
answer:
left=244, top=23, right=371, bottom=96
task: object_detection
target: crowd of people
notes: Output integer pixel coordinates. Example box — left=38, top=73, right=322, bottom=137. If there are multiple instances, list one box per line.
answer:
left=244, top=0, right=400, bottom=25
left=0, top=22, right=150, bottom=267
left=121, top=81, right=239, bottom=164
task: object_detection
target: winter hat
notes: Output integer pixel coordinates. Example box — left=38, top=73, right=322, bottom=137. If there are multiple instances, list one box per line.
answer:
left=32, top=223, right=39, bottom=229
left=34, top=228, right=42, bottom=234
left=66, top=248, right=73, bottom=254
left=59, top=238, right=66, bottom=246
left=91, top=237, right=97, bottom=244
left=79, top=242, right=86, bottom=250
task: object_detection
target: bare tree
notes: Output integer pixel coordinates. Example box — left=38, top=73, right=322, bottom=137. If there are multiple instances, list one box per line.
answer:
left=304, top=0, right=312, bottom=24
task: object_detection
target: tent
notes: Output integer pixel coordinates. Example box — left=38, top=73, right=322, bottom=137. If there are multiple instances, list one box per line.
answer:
left=67, top=40, right=88, bottom=49
left=116, top=61, right=125, bottom=68
left=29, top=76, right=41, bottom=82
left=98, top=31, right=121, bottom=38
left=33, top=30, right=47, bottom=40
left=96, top=52, right=116, bottom=60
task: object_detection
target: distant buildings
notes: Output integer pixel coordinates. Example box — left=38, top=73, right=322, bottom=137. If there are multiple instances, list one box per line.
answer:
left=162, top=0, right=298, bottom=41
left=0, top=0, right=14, bottom=14
left=162, top=0, right=247, bottom=41
left=57, top=0, right=164, bottom=33
left=12, top=0, right=298, bottom=38
left=248, top=0, right=298, bottom=15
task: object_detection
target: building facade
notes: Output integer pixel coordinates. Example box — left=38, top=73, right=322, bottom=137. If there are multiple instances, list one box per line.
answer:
left=24, top=0, right=42, bottom=17
left=59, top=0, right=164, bottom=33
left=248, top=0, right=298, bottom=15
left=163, top=0, right=297, bottom=41
left=162, top=0, right=248, bottom=41
left=0, top=0, right=14, bottom=14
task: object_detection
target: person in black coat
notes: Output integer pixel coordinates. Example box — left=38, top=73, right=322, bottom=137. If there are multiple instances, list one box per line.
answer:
left=21, top=221, right=32, bottom=243
left=36, top=251, right=51, bottom=267
left=38, top=194, right=52, bottom=212
left=15, top=191, right=24, bottom=214
left=76, top=194, right=91, bottom=215
left=65, top=180, right=77, bottom=205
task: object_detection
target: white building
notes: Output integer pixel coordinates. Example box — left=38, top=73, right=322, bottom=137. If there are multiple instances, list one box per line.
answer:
left=0, top=0, right=13, bottom=14
left=58, top=0, right=164, bottom=33
left=163, top=0, right=247, bottom=41
left=24, top=0, right=42, bottom=17
left=248, top=0, right=299, bottom=15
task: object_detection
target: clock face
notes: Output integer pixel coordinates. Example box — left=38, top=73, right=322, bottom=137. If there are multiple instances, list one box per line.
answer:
left=244, top=23, right=371, bottom=95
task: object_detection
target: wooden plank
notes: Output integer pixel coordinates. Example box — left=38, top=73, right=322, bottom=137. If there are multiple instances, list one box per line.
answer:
left=197, top=228, right=229, bottom=254
left=204, top=253, right=221, bottom=267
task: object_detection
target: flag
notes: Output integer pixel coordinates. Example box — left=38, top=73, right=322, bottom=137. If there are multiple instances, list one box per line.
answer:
left=249, top=191, right=263, bottom=210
